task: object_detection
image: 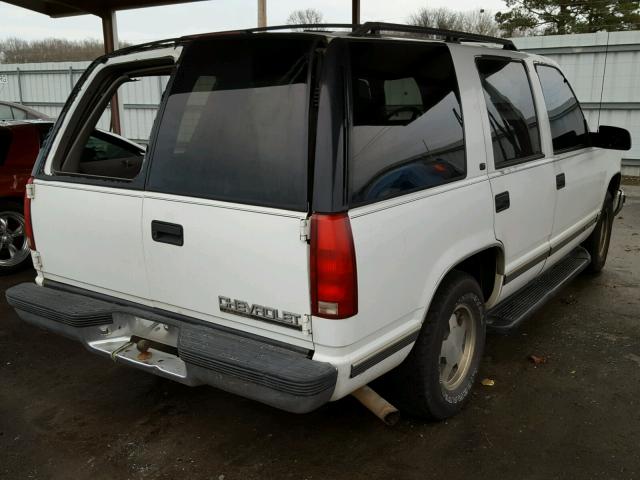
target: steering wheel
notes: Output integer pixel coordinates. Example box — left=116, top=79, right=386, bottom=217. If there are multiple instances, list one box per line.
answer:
left=384, top=106, right=422, bottom=122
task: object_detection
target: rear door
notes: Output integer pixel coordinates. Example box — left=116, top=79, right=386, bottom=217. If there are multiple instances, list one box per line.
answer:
left=142, top=36, right=316, bottom=347
left=475, top=56, right=557, bottom=297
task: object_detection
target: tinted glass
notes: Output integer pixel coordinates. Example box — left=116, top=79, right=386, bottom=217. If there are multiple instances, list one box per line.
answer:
left=536, top=65, right=588, bottom=153
left=148, top=36, right=315, bottom=211
left=349, top=41, right=465, bottom=205
left=477, top=58, right=541, bottom=166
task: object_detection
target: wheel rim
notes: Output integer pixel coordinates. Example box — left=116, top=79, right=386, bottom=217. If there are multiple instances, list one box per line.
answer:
left=439, top=303, right=477, bottom=391
left=0, top=211, right=30, bottom=268
left=598, top=209, right=610, bottom=259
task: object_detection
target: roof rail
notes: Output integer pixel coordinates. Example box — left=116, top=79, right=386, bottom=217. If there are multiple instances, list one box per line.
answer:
left=182, top=23, right=517, bottom=51
left=351, top=22, right=517, bottom=50
left=351, top=22, right=516, bottom=50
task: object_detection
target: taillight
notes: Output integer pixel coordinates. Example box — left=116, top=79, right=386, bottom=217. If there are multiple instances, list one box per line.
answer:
left=310, top=213, right=358, bottom=319
left=24, top=176, right=36, bottom=250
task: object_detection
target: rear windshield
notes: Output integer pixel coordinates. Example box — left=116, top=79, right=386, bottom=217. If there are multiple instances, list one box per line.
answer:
left=147, top=35, right=316, bottom=211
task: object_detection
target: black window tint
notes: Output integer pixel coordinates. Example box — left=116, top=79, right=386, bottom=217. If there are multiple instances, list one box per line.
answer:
left=147, top=36, right=315, bottom=211
left=536, top=65, right=588, bottom=153
left=477, top=58, right=541, bottom=167
left=349, top=41, right=465, bottom=205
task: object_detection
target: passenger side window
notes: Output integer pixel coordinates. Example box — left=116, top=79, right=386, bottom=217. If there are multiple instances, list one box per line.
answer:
left=349, top=41, right=466, bottom=205
left=0, top=104, right=13, bottom=120
left=536, top=65, right=589, bottom=153
left=477, top=58, right=542, bottom=167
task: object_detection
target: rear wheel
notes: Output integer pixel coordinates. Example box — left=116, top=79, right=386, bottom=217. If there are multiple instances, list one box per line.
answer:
left=583, top=192, right=614, bottom=274
left=388, top=271, right=486, bottom=420
left=0, top=201, right=31, bottom=275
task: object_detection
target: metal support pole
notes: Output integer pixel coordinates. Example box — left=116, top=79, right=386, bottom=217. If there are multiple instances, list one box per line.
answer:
left=352, top=0, right=360, bottom=25
left=68, top=66, right=74, bottom=91
left=257, top=0, right=267, bottom=28
left=102, top=10, right=122, bottom=134
left=16, top=67, right=23, bottom=104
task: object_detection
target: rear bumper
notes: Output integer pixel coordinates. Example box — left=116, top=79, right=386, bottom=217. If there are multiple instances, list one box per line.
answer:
left=613, top=188, right=626, bottom=216
left=5, top=282, right=337, bottom=414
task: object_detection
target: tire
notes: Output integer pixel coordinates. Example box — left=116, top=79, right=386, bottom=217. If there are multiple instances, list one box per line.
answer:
left=583, top=192, right=614, bottom=274
left=387, top=271, right=486, bottom=420
left=0, top=200, right=32, bottom=276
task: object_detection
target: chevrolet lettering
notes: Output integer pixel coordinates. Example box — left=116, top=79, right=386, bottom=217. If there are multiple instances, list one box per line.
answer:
left=218, top=296, right=302, bottom=328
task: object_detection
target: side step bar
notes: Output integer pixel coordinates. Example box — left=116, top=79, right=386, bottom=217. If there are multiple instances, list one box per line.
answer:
left=487, top=247, right=591, bottom=333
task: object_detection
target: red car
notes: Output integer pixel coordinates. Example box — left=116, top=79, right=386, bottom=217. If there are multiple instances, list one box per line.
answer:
left=0, top=121, right=49, bottom=274
left=0, top=120, right=145, bottom=274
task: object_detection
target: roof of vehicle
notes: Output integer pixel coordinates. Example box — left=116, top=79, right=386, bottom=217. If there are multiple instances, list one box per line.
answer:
left=0, top=101, right=52, bottom=120
left=102, top=22, right=519, bottom=63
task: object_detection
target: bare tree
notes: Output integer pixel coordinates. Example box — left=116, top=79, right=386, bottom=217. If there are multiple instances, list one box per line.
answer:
left=286, top=8, right=324, bottom=27
left=409, top=7, right=500, bottom=36
left=0, top=38, right=131, bottom=64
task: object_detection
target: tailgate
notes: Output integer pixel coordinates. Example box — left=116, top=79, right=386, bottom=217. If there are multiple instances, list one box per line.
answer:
left=142, top=195, right=312, bottom=347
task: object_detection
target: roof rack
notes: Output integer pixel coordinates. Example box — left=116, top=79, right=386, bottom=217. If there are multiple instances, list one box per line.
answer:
left=351, top=22, right=517, bottom=50
left=186, top=22, right=517, bottom=51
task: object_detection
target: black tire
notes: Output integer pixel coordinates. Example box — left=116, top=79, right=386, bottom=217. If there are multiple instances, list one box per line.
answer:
left=0, top=200, right=32, bottom=276
left=583, top=192, right=614, bottom=274
left=386, top=271, right=486, bottom=420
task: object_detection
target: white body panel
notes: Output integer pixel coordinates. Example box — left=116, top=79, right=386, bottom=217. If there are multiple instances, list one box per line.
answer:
left=141, top=193, right=313, bottom=347
left=31, top=181, right=151, bottom=302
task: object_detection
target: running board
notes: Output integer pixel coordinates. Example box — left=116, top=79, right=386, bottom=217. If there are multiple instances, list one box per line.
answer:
left=487, top=247, right=591, bottom=333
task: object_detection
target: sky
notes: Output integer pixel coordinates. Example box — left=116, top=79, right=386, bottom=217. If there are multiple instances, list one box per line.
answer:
left=0, top=0, right=507, bottom=43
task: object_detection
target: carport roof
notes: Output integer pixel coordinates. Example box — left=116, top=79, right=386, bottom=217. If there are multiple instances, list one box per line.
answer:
left=2, top=0, right=207, bottom=17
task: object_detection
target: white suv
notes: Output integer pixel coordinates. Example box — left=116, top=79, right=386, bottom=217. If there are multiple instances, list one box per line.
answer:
left=6, top=23, right=629, bottom=420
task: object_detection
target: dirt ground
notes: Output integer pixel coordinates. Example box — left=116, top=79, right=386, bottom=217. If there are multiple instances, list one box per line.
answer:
left=1, top=185, right=639, bottom=480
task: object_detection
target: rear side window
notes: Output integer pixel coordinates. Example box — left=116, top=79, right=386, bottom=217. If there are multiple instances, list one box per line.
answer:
left=477, top=57, right=542, bottom=167
left=536, top=65, right=589, bottom=153
left=349, top=41, right=465, bottom=205
left=147, top=36, right=316, bottom=211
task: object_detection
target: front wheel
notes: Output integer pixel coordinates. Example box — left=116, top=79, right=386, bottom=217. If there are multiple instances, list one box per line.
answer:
left=583, top=192, right=614, bottom=274
left=0, top=201, right=32, bottom=275
left=388, top=271, right=486, bottom=420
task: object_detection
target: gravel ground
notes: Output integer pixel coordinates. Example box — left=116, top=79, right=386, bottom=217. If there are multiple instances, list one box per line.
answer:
left=1, top=185, right=638, bottom=480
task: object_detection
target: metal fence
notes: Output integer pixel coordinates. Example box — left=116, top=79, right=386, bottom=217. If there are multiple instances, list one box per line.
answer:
left=0, top=61, right=167, bottom=144
left=515, top=30, right=640, bottom=177
left=1, top=31, right=640, bottom=174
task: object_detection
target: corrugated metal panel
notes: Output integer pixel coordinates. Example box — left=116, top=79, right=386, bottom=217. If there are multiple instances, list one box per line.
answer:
left=0, top=61, right=164, bottom=143
left=514, top=30, right=640, bottom=167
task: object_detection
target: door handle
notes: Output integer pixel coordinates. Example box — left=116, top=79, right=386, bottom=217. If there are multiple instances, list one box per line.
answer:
left=556, top=173, right=566, bottom=190
left=151, top=221, right=184, bottom=246
left=495, top=191, right=510, bottom=213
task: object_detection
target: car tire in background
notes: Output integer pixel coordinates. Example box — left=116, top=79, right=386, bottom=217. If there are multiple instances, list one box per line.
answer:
left=0, top=201, right=32, bottom=275
left=385, top=271, right=486, bottom=420
left=583, top=191, right=614, bottom=274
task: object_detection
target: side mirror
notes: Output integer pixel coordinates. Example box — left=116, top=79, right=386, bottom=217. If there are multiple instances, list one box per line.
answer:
left=591, top=125, right=631, bottom=151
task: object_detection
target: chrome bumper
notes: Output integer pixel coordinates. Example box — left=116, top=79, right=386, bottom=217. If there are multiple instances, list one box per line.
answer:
left=6, top=282, right=337, bottom=414
left=613, top=188, right=626, bottom=216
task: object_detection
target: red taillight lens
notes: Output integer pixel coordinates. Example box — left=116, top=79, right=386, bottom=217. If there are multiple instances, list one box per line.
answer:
left=24, top=176, right=36, bottom=250
left=310, top=213, right=358, bottom=319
